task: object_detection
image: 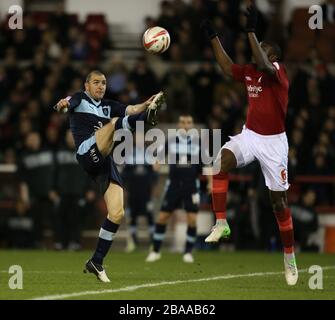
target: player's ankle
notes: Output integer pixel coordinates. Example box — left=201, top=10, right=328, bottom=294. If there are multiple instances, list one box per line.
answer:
left=284, top=247, right=295, bottom=255
left=216, top=219, right=228, bottom=225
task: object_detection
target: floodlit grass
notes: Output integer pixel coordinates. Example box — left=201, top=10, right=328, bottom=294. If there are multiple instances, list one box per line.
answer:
left=0, top=250, right=334, bottom=300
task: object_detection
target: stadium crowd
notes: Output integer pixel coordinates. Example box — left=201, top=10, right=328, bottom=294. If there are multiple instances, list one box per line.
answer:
left=0, top=0, right=334, bottom=251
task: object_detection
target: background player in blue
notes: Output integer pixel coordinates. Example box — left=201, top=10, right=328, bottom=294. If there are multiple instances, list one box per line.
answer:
left=146, top=114, right=208, bottom=264
left=56, top=70, right=164, bottom=282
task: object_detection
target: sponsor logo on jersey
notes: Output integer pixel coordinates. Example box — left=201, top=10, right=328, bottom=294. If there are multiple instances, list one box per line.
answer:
left=90, top=148, right=100, bottom=163
left=247, top=84, right=263, bottom=97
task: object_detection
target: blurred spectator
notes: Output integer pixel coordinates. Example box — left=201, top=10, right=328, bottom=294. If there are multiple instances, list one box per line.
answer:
left=45, top=125, right=60, bottom=151
left=49, top=3, right=72, bottom=42
left=129, top=57, right=159, bottom=99
left=9, top=30, right=33, bottom=60
left=191, top=60, right=220, bottom=121
left=322, top=0, right=335, bottom=23
left=172, top=0, right=189, bottom=17
left=4, top=51, right=22, bottom=89
left=22, top=13, right=41, bottom=46
left=6, top=200, right=34, bottom=248
left=106, top=59, right=128, bottom=98
left=308, top=150, right=334, bottom=205
left=291, top=190, right=319, bottom=251
left=178, top=28, right=199, bottom=60
left=68, top=26, right=89, bottom=61
left=315, top=64, right=335, bottom=107
left=17, top=132, right=57, bottom=248
left=157, top=0, right=180, bottom=42
left=57, top=51, right=80, bottom=91
left=2, top=148, right=16, bottom=165
left=290, top=128, right=309, bottom=173
left=168, top=43, right=183, bottom=61
left=163, top=63, right=194, bottom=119
left=53, top=130, right=94, bottom=250
left=40, top=30, right=62, bottom=60
left=288, top=66, right=309, bottom=111
left=214, top=17, right=234, bottom=56
left=15, top=117, right=33, bottom=150
left=28, top=52, right=49, bottom=89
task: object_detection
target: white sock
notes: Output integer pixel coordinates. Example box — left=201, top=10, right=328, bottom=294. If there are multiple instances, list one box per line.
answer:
left=216, top=219, right=228, bottom=226
left=284, top=252, right=296, bottom=262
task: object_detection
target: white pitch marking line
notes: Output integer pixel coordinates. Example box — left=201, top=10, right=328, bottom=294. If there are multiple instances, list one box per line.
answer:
left=31, top=266, right=335, bottom=300
left=0, top=270, right=74, bottom=274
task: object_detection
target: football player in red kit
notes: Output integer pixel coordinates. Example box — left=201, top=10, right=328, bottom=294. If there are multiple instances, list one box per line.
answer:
left=201, top=1, right=298, bottom=286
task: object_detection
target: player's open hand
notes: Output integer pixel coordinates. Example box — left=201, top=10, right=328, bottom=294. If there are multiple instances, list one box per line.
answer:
left=244, top=0, right=258, bottom=33
left=200, top=19, right=217, bottom=40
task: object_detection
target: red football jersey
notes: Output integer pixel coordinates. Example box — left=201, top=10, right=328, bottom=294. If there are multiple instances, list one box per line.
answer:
left=231, top=62, right=289, bottom=135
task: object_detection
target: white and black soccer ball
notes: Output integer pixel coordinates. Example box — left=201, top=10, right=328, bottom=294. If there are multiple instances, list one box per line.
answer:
left=143, top=26, right=171, bottom=54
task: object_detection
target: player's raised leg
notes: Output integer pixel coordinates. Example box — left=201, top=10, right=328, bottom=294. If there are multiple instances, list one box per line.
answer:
left=270, top=190, right=298, bottom=286
left=146, top=211, right=171, bottom=262
left=205, top=149, right=236, bottom=243
left=183, top=213, right=197, bottom=263
left=93, top=93, right=165, bottom=157
left=84, top=182, right=124, bottom=282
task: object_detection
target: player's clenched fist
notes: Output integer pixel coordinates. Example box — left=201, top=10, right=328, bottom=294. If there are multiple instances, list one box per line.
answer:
left=56, top=98, right=70, bottom=113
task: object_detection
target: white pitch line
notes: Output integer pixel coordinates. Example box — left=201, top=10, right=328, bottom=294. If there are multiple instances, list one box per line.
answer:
left=31, top=266, right=335, bottom=300
left=0, top=270, right=74, bottom=274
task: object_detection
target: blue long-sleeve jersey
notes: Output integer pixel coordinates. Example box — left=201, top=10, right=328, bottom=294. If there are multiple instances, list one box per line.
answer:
left=68, top=91, right=127, bottom=150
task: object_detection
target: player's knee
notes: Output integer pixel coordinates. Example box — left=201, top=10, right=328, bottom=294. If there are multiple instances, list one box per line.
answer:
left=157, top=213, right=170, bottom=224
left=187, top=215, right=197, bottom=227
left=108, top=207, right=125, bottom=223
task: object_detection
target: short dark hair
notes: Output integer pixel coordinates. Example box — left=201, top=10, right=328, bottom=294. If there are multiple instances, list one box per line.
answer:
left=263, top=41, right=282, bottom=60
left=86, top=70, right=105, bottom=83
left=179, top=114, right=193, bottom=119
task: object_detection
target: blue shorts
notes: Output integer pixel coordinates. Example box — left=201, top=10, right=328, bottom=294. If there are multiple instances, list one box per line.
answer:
left=76, top=135, right=123, bottom=194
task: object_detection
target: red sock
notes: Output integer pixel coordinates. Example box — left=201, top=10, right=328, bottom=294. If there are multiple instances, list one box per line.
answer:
left=274, top=208, right=295, bottom=254
left=212, top=172, right=229, bottom=220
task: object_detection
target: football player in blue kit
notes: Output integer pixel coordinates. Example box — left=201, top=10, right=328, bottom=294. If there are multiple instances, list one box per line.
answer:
left=56, top=70, right=164, bottom=282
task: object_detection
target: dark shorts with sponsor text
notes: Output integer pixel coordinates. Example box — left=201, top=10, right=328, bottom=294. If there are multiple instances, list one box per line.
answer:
left=160, top=179, right=200, bottom=213
left=76, top=135, right=123, bottom=194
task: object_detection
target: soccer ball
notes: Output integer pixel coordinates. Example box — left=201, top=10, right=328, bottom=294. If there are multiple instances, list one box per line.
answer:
left=143, top=26, right=171, bottom=54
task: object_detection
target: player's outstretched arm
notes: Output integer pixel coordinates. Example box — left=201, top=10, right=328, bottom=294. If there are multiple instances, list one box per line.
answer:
left=201, top=20, right=233, bottom=77
left=126, top=93, right=160, bottom=115
left=245, top=1, right=276, bottom=75
left=248, top=33, right=276, bottom=75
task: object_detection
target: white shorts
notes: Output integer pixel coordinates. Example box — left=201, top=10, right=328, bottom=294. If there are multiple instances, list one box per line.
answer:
left=219, top=126, right=289, bottom=192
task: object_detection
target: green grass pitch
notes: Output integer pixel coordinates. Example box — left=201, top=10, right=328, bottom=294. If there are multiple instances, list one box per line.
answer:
left=0, top=250, right=334, bottom=300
